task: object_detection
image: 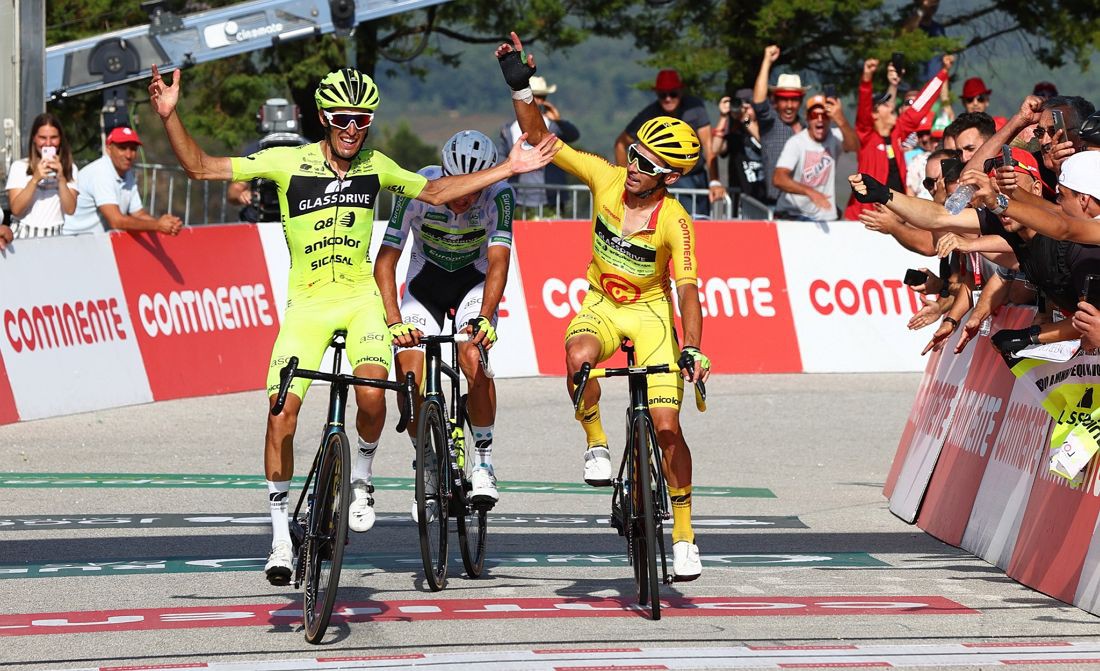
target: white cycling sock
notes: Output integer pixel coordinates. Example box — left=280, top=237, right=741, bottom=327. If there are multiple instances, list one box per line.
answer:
left=267, top=480, right=291, bottom=547
left=354, top=437, right=378, bottom=483
left=470, top=424, right=494, bottom=468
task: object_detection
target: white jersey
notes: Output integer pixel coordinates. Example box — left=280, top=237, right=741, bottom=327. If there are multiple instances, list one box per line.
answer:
left=381, top=165, right=515, bottom=279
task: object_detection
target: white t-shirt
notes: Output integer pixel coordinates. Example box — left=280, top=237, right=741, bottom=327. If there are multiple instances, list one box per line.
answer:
left=65, top=154, right=143, bottom=235
left=4, top=159, right=80, bottom=235
left=775, top=127, right=844, bottom=222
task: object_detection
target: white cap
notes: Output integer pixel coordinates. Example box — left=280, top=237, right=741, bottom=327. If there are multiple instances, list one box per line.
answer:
left=1059, top=152, right=1100, bottom=200
left=530, top=76, right=557, bottom=96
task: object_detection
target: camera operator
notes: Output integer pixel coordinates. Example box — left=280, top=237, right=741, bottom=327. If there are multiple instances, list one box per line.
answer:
left=228, top=98, right=308, bottom=223
left=711, top=89, right=765, bottom=205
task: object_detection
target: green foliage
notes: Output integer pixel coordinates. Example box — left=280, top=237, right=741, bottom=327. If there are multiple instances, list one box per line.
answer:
left=368, top=121, right=438, bottom=170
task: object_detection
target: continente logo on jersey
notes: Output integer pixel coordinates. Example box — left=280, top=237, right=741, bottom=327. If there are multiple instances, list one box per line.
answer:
left=287, top=174, right=381, bottom=218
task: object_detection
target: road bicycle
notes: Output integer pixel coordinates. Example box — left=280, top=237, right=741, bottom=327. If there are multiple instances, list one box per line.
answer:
left=271, top=330, right=415, bottom=643
left=571, top=341, right=706, bottom=620
left=412, top=326, right=494, bottom=591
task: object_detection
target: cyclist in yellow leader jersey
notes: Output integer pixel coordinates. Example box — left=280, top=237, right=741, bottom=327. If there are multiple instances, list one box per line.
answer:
left=149, top=64, right=557, bottom=586
left=496, top=33, right=712, bottom=580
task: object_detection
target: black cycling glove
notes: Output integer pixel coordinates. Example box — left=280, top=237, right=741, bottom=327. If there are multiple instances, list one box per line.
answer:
left=497, top=50, right=536, bottom=92
left=852, top=173, right=893, bottom=205
left=990, top=325, right=1041, bottom=357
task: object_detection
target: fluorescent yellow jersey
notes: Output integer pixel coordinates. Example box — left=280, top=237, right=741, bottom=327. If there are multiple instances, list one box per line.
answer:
left=231, top=143, right=428, bottom=300
left=553, top=142, right=699, bottom=304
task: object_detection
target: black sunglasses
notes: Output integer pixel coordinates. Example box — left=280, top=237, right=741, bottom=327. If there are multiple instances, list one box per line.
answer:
left=963, top=95, right=989, bottom=104
left=656, top=90, right=680, bottom=100
left=1034, top=126, right=1078, bottom=140
left=922, top=176, right=938, bottom=192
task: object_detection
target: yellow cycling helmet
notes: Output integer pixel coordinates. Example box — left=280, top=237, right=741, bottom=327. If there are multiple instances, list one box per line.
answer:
left=314, top=68, right=380, bottom=111
left=636, top=116, right=700, bottom=173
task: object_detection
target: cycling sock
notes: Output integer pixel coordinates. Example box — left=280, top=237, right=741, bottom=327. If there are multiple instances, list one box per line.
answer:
left=267, top=480, right=291, bottom=547
left=354, top=437, right=378, bottom=483
left=470, top=424, right=493, bottom=468
left=668, top=485, right=694, bottom=544
left=577, top=402, right=608, bottom=448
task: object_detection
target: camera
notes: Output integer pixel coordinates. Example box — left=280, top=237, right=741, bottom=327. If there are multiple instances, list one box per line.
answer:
left=250, top=98, right=308, bottom=222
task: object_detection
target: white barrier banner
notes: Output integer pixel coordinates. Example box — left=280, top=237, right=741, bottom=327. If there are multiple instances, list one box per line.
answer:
left=776, top=220, right=933, bottom=373
left=0, top=235, right=152, bottom=419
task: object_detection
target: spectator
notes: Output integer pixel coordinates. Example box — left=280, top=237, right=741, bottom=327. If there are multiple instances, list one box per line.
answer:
left=961, top=77, right=1007, bottom=128
left=773, top=94, right=858, bottom=222
left=845, top=54, right=951, bottom=219
left=614, top=69, right=724, bottom=215
left=5, top=112, right=79, bottom=239
left=751, top=45, right=807, bottom=205
left=711, top=89, right=765, bottom=204
left=1033, top=81, right=1059, bottom=100
left=942, top=112, right=996, bottom=163
left=1082, top=111, right=1100, bottom=150
left=64, top=127, right=183, bottom=236
left=500, top=75, right=580, bottom=210
left=1034, top=95, right=1096, bottom=183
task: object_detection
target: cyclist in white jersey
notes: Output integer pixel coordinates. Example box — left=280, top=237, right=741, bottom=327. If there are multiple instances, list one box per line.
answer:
left=375, top=130, right=514, bottom=507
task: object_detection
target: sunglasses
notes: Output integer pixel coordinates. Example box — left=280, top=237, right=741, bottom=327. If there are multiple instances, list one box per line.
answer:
left=627, top=144, right=673, bottom=176
left=922, top=176, right=939, bottom=192
left=322, top=110, right=374, bottom=130
left=982, top=157, right=1020, bottom=173
left=1033, top=126, right=1077, bottom=141
left=963, top=95, right=989, bottom=104
left=656, top=90, right=680, bottom=100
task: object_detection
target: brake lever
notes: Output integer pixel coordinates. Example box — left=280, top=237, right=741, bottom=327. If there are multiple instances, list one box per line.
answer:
left=477, top=343, right=496, bottom=379
left=397, top=371, right=416, bottom=433
left=571, top=362, right=591, bottom=413
left=271, top=356, right=299, bottom=415
left=694, top=380, right=707, bottom=413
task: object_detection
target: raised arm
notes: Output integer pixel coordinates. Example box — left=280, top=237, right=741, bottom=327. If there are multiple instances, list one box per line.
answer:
left=849, top=173, right=980, bottom=232
left=416, top=133, right=557, bottom=206
left=149, top=64, right=233, bottom=181
left=754, top=45, right=780, bottom=104
left=963, top=95, right=1043, bottom=174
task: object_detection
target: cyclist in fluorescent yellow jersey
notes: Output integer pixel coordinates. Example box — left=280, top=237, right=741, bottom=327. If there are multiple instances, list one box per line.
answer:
left=149, top=64, right=557, bottom=585
left=495, top=33, right=712, bottom=580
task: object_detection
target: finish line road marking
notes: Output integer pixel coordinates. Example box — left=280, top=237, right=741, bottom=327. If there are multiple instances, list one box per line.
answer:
left=0, top=472, right=771, bottom=497
left=0, top=552, right=885, bottom=579
left=0, top=596, right=974, bottom=636
left=43, top=641, right=1100, bottom=671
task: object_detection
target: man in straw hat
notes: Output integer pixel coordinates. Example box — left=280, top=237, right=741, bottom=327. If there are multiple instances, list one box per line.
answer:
left=751, top=44, right=811, bottom=205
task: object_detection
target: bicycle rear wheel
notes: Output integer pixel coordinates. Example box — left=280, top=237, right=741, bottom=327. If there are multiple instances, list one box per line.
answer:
left=416, top=399, right=449, bottom=591
left=303, top=431, right=350, bottom=643
left=457, top=405, right=488, bottom=577
left=631, top=414, right=661, bottom=620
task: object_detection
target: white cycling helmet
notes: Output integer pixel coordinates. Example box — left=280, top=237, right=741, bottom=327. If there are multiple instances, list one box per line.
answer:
left=441, top=130, right=498, bottom=175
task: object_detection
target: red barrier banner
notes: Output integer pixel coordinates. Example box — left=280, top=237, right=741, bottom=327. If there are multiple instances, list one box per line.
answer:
left=512, top=220, right=800, bottom=375
left=0, top=352, right=18, bottom=425
left=917, top=308, right=1035, bottom=545
left=112, top=225, right=280, bottom=400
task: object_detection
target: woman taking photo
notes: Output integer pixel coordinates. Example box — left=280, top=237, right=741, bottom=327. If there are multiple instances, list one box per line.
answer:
left=5, top=113, right=79, bottom=238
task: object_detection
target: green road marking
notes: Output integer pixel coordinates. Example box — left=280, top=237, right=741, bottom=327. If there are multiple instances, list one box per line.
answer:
left=0, top=552, right=883, bottom=579
left=0, top=473, right=774, bottom=498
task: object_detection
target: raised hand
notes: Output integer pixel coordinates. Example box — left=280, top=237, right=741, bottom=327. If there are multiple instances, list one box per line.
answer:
left=909, top=295, right=944, bottom=330
left=1016, top=95, right=1044, bottom=126
left=863, top=58, right=879, bottom=80
left=148, top=64, right=180, bottom=120
left=507, top=132, right=559, bottom=174
left=764, top=45, right=781, bottom=64
left=495, top=31, right=537, bottom=91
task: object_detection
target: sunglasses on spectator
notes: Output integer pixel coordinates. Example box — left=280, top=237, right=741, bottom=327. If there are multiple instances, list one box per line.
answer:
left=656, top=90, right=680, bottom=100
left=808, top=109, right=828, bottom=120
left=627, top=143, right=673, bottom=176
left=322, top=110, right=374, bottom=130
left=982, top=156, right=1020, bottom=174
left=1033, top=126, right=1077, bottom=140
left=922, top=176, right=940, bottom=192
left=963, top=95, right=989, bottom=104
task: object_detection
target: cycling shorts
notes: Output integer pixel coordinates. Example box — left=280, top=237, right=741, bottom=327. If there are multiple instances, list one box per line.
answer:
left=266, top=283, right=390, bottom=399
left=398, top=263, right=496, bottom=353
left=565, top=290, right=682, bottom=409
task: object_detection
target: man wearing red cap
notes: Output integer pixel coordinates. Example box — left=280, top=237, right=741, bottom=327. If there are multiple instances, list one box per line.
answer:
left=64, top=126, right=183, bottom=236
left=844, top=54, right=952, bottom=219
left=961, top=77, right=1007, bottom=128
left=614, top=68, right=724, bottom=212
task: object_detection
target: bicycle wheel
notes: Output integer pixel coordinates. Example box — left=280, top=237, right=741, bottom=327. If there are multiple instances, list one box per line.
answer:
left=416, top=399, right=449, bottom=591
left=303, top=431, right=350, bottom=643
left=457, top=406, right=488, bottom=578
left=631, top=414, right=661, bottom=620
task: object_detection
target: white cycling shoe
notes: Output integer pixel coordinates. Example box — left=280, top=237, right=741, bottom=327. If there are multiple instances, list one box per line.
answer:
left=583, top=446, right=612, bottom=487
left=470, top=465, right=499, bottom=505
left=264, top=541, right=294, bottom=586
left=672, top=541, right=702, bottom=581
left=348, top=480, right=376, bottom=533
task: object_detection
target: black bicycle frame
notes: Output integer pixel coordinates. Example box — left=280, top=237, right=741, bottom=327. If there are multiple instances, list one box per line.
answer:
left=420, top=334, right=466, bottom=496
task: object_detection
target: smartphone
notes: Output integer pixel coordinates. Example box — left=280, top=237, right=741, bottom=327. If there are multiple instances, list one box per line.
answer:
left=904, top=268, right=928, bottom=287
left=941, top=157, right=963, bottom=184
left=1001, top=145, right=1013, bottom=169
left=1084, top=274, right=1100, bottom=307
left=890, top=51, right=906, bottom=73
left=823, top=84, right=836, bottom=99
left=40, top=146, right=56, bottom=160
left=1052, top=109, right=1066, bottom=137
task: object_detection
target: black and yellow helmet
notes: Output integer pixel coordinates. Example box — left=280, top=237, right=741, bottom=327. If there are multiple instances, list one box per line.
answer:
left=636, top=116, right=700, bottom=173
left=314, top=68, right=380, bottom=111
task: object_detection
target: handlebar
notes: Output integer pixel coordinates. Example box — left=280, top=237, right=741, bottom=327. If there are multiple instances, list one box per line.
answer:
left=409, top=333, right=495, bottom=379
left=272, top=356, right=299, bottom=415
left=571, top=360, right=707, bottom=413
left=396, top=371, right=415, bottom=434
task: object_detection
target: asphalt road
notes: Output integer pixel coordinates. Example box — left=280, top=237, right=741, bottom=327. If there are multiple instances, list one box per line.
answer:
left=1, top=373, right=1098, bottom=671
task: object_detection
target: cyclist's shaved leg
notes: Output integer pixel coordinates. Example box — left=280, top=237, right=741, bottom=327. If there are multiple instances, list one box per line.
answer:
left=652, top=407, right=694, bottom=544
left=352, top=363, right=389, bottom=475
left=565, top=334, right=606, bottom=446
left=265, top=393, right=302, bottom=555
left=458, top=341, right=497, bottom=469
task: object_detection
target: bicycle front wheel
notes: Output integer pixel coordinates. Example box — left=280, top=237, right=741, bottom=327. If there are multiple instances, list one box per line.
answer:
left=631, top=414, right=661, bottom=620
left=458, top=408, right=488, bottom=577
left=416, top=399, right=449, bottom=591
left=303, top=431, right=351, bottom=643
